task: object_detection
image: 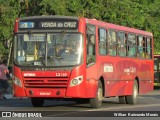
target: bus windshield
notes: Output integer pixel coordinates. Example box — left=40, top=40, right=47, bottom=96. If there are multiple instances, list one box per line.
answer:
left=14, top=33, right=83, bottom=67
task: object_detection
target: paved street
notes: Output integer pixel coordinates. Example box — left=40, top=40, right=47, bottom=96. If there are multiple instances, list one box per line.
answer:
left=0, top=90, right=160, bottom=117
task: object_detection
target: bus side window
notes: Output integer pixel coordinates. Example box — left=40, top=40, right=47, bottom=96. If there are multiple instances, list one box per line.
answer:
left=137, top=36, right=145, bottom=58
left=108, top=30, right=117, bottom=56
left=98, top=28, right=107, bottom=55
left=117, top=32, right=127, bottom=57
left=146, top=37, right=152, bottom=59
left=128, top=34, right=136, bottom=57
left=86, top=25, right=96, bottom=66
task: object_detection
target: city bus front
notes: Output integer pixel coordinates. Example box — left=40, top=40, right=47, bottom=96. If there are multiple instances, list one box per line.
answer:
left=12, top=17, right=92, bottom=106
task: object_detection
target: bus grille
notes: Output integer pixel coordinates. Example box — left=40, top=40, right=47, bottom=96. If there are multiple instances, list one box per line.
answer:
left=24, top=77, right=69, bottom=88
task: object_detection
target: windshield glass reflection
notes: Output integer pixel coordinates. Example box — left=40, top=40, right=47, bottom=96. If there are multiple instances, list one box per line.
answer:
left=14, top=33, right=83, bottom=67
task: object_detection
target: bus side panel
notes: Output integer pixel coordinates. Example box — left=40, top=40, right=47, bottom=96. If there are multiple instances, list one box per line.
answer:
left=105, top=80, right=117, bottom=97
left=115, top=58, right=135, bottom=96
left=139, top=80, right=153, bottom=94
left=85, top=78, right=98, bottom=97
left=97, top=56, right=118, bottom=97
left=66, top=65, right=97, bottom=98
left=85, top=64, right=98, bottom=98
left=12, top=66, right=27, bottom=97
left=97, top=56, right=133, bottom=97
left=116, top=80, right=133, bottom=96
left=139, top=60, right=154, bottom=94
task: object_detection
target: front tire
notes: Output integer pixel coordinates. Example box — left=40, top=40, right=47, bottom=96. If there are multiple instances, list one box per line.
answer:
left=90, top=81, right=103, bottom=108
left=31, top=97, right=44, bottom=107
left=126, top=81, right=138, bottom=104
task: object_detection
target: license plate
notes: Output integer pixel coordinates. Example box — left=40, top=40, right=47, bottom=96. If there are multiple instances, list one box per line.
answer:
left=39, top=91, right=52, bottom=96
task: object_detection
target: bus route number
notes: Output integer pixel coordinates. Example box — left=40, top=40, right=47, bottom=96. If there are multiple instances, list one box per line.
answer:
left=56, top=73, right=67, bottom=77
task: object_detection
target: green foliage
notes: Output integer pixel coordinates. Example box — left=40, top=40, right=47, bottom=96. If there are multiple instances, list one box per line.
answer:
left=0, top=0, right=20, bottom=59
left=0, top=0, right=160, bottom=58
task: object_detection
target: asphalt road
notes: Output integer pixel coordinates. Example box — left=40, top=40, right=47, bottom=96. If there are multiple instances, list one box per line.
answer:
left=0, top=89, right=160, bottom=117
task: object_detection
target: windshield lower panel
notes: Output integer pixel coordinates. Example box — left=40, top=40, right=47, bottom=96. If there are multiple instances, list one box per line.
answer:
left=14, top=33, right=83, bottom=67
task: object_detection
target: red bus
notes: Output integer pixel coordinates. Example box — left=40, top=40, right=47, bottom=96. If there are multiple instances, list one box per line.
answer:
left=154, top=54, right=160, bottom=87
left=13, top=16, right=154, bottom=108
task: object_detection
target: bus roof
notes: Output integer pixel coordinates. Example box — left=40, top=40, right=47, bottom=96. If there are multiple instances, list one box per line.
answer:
left=83, top=18, right=153, bottom=37
left=19, top=15, right=78, bottom=20
left=17, top=16, right=153, bottom=37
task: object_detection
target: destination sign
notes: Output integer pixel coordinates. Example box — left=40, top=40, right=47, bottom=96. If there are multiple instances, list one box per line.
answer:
left=40, top=21, right=77, bottom=29
left=19, top=17, right=79, bottom=30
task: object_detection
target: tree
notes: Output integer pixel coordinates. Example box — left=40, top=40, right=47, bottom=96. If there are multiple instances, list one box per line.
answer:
left=0, top=0, right=20, bottom=60
left=0, top=0, right=160, bottom=58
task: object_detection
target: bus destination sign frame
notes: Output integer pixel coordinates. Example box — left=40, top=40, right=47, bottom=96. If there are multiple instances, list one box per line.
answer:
left=19, top=18, right=79, bottom=30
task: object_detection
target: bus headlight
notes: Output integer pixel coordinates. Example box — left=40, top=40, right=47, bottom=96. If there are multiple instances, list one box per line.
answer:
left=70, top=76, right=83, bottom=87
left=13, top=76, right=22, bottom=87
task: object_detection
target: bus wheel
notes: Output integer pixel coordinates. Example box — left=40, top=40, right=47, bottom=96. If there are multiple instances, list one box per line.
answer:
left=118, top=96, right=126, bottom=104
left=90, top=81, right=103, bottom=108
left=31, top=97, right=44, bottom=107
left=126, top=81, right=138, bottom=104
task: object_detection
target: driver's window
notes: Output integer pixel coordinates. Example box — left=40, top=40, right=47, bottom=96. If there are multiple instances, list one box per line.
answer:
left=16, top=35, right=25, bottom=62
